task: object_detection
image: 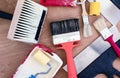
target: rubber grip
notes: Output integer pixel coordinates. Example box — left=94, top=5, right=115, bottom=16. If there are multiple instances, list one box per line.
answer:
left=105, top=35, right=120, bottom=57
left=60, top=42, right=77, bottom=78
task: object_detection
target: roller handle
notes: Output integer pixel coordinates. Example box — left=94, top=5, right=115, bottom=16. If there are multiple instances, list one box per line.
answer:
left=105, top=35, right=120, bottom=57
left=56, top=42, right=79, bottom=78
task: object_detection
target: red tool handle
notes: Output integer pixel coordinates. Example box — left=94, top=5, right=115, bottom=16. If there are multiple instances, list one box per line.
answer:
left=105, top=35, right=120, bottom=57
left=56, top=42, right=78, bottom=78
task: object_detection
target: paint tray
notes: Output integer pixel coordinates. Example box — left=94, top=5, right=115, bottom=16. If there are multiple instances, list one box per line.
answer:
left=13, top=44, right=63, bottom=78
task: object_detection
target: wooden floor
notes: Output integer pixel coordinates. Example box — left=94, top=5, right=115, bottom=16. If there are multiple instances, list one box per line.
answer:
left=0, top=0, right=120, bottom=78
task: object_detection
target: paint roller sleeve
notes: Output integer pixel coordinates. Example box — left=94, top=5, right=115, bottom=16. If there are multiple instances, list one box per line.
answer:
left=32, top=48, right=50, bottom=66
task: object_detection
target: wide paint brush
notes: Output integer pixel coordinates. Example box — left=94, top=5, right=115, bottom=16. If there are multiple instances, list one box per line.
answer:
left=7, top=0, right=47, bottom=44
left=50, top=19, right=80, bottom=78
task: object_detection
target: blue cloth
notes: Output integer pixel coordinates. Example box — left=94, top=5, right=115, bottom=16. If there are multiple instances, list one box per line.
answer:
left=78, top=40, right=120, bottom=78
left=111, top=0, right=120, bottom=9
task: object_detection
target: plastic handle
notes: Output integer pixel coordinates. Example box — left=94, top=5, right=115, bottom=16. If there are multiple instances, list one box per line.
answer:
left=60, top=42, right=77, bottom=78
left=105, top=35, right=120, bottom=57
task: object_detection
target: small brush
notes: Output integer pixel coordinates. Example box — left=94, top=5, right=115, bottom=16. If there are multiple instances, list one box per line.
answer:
left=50, top=19, right=80, bottom=78
left=7, top=0, right=47, bottom=43
left=0, top=11, right=13, bottom=20
left=81, top=0, right=92, bottom=37
left=93, top=17, right=120, bottom=57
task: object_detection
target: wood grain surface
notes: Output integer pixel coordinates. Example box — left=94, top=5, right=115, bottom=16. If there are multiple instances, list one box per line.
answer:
left=0, top=0, right=120, bottom=78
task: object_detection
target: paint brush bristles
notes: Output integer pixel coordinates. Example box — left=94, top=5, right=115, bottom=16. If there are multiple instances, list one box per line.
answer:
left=7, top=0, right=47, bottom=43
left=93, top=17, right=112, bottom=39
left=50, top=19, right=80, bottom=45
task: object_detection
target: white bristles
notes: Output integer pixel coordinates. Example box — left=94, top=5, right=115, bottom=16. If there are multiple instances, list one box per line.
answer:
left=93, top=17, right=112, bottom=39
left=81, top=2, right=92, bottom=37
left=7, top=0, right=47, bottom=43
left=93, top=17, right=107, bottom=32
left=83, top=22, right=92, bottom=37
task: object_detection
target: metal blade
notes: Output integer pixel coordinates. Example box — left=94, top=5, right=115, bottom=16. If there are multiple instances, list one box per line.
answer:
left=63, top=26, right=120, bottom=74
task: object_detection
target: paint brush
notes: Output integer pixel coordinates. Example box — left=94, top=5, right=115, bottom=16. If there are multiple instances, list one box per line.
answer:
left=50, top=19, right=80, bottom=78
left=93, top=17, right=120, bottom=57
left=81, top=0, right=92, bottom=37
left=7, top=0, right=47, bottom=44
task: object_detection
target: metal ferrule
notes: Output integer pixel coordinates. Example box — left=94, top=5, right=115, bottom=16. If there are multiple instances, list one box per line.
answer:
left=100, top=27, right=112, bottom=39
left=53, top=31, right=80, bottom=44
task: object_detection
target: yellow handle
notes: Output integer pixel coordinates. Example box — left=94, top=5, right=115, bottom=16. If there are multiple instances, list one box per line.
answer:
left=89, top=2, right=100, bottom=16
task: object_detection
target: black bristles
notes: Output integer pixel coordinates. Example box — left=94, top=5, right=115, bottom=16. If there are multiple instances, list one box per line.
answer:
left=14, top=34, right=27, bottom=38
left=24, top=0, right=33, bottom=7
left=23, top=3, right=33, bottom=10
left=15, top=29, right=29, bottom=34
left=8, top=0, right=47, bottom=43
left=15, top=31, right=27, bottom=36
left=50, top=19, right=79, bottom=35
left=17, top=21, right=33, bottom=27
left=22, top=5, right=33, bottom=11
left=19, top=18, right=31, bottom=24
left=21, top=9, right=33, bottom=15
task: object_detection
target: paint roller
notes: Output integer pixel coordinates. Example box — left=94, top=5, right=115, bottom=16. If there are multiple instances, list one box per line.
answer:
left=32, top=48, right=50, bottom=66
left=29, top=48, right=52, bottom=78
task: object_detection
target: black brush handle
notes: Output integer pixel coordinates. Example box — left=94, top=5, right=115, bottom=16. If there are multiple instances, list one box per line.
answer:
left=0, top=11, right=13, bottom=20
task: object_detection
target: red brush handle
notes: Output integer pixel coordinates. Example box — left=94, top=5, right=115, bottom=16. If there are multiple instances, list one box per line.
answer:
left=105, top=35, right=120, bottom=57
left=62, top=42, right=77, bottom=78
left=56, top=42, right=78, bottom=78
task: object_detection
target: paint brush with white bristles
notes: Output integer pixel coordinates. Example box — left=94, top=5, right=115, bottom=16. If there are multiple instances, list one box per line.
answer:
left=93, top=17, right=120, bottom=57
left=81, top=0, right=92, bottom=37
left=50, top=19, right=80, bottom=78
left=7, top=0, right=47, bottom=43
